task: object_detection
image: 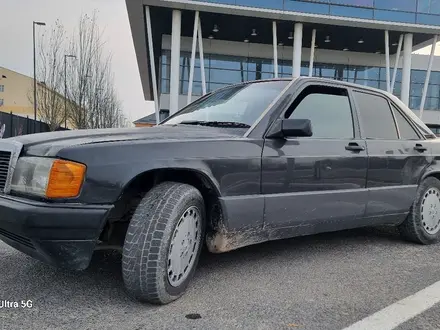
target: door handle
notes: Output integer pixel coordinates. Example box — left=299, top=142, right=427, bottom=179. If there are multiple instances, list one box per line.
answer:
left=414, top=144, right=427, bottom=152
left=345, top=142, right=365, bottom=152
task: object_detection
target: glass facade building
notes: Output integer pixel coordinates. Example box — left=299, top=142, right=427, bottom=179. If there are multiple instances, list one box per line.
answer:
left=126, top=0, right=440, bottom=125
left=195, top=0, right=440, bottom=25
left=160, top=51, right=440, bottom=111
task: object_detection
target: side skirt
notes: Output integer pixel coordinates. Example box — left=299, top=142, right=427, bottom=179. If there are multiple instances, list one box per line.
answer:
left=205, top=212, right=409, bottom=254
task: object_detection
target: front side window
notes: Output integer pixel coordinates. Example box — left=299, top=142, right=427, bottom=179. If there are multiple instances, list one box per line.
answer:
left=286, top=85, right=354, bottom=139
left=354, top=91, right=398, bottom=139
left=162, top=80, right=290, bottom=127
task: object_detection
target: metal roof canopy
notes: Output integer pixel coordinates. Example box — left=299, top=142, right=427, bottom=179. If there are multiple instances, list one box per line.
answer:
left=178, top=11, right=432, bottom=54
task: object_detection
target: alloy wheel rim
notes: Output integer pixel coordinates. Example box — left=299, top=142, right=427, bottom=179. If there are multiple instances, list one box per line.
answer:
left=167, top=206, right=201, bottom=287
left=421, top=187, right=440, bottom=235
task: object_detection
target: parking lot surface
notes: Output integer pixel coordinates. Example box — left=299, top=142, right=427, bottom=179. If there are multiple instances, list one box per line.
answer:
left=2, top=227, right=440, bottom=330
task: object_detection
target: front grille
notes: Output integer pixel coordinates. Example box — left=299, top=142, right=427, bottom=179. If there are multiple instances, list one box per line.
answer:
left=0, top=150, right=11, bottom=192
left=0, top=228, right=35, bottom=250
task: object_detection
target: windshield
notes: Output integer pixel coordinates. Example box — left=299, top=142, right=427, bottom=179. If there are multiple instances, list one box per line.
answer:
left=162, top=80, right=291, bottom=127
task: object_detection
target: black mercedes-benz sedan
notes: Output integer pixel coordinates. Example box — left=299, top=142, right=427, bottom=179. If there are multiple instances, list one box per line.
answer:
left=1, top=77, right=440, bottom=304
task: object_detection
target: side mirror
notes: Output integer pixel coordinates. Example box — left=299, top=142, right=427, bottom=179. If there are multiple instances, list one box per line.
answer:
left=266, top=119, right=313, bottom=139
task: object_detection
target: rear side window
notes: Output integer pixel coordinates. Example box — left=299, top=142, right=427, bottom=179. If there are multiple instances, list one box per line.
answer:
left=392, top=105, right=420, bottom=140
left=353, top=91, right=398, bottom=139
left=286, top=85, right=354, bottom=139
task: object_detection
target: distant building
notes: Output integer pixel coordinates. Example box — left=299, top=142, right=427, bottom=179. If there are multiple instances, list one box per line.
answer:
left=134, top=109, right=169, bottom=127
left=0, top=67, right=36, bottom=118
left=127, top=0, right=440, bottom=126
left=0, top=67, right=74, bottom=128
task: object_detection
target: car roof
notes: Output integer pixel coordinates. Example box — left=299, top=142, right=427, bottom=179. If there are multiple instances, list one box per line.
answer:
left=246, top=76, right=388, bottom=95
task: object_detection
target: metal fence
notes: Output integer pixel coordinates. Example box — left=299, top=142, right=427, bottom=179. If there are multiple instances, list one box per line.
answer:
left=0, top=112, right=68, bottom=139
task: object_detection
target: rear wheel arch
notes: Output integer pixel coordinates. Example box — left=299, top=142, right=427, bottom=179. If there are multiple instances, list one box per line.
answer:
left=399, top=176, right=440, bottom=244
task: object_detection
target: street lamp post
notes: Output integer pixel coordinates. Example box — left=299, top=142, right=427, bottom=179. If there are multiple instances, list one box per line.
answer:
left=64, top=54, right=76, bottom=129
left=84, top=74, right=92, bottom=129
left=33, top=21, right=46, bottom=133
left=95, top=87, right=103, bottom=128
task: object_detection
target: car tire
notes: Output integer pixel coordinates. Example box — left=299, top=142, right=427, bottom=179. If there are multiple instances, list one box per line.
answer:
left=122, top=181, right=205, bottom=305
left=399, top=177, right=440, bottom=245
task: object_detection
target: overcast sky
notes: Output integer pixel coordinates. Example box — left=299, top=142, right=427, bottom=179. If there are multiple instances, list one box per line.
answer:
left=1, top=0, right=438, bottom=125
left=0, top=0, right=154, bottom=123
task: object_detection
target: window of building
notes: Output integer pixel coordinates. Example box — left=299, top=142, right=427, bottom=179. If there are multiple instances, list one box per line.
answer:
left=329, top=0, right=373, bottom=6
left=392, top=105, right=420, bottom=140
left=347, top=66, right=380, bottom=81
left=210, top=68, right=246, bottom=84
left=235, top=0, right=284, bottom=10
left=417, top=13, right=440, bottom=24
left=284, top=0, right=330, bottom=14
left=0, top=99, right=3, bottom=106
left=418, top=0, right=440, bottom=14
left=374, top=9, right=416, bottom=23
left=427, top=124, right=440, bottom=136
left=0, top=85, right=4, bottom=92
left=354, top=91, right=398, bottom=139
left=410, top=96, right=440, bottom=110
left=330, top=5, right=373, bottom=18
left=374, top=0, right=417, bottom=12
left=286, top=85, right=354, bottom=139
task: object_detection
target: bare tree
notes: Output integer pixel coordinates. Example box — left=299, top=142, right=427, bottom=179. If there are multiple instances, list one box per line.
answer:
left=66, top=11, right=126, bottom=129
left=29, top=20, right=66, bottom=131
left=30, top=12, right=127, bottom=130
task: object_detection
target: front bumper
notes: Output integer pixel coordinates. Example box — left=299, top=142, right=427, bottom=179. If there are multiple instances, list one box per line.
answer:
left=0, top=194, right=113, bottom=270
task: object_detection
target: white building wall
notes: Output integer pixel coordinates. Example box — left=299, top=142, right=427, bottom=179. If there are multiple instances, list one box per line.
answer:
left=160, top=35, right=440, bottom=123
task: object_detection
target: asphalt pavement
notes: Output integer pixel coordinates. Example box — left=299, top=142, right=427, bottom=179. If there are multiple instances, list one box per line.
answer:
left=2, top=226, right=440, bottom=330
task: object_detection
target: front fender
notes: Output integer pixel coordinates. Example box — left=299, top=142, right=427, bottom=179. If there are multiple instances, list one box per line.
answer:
left=79, top=158, right=222, bottom=204
left=56, top=138, right=263, bottom=204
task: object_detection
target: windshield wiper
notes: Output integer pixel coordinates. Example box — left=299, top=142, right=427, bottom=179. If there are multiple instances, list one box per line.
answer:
left=179, top=120, right=251, bottom=128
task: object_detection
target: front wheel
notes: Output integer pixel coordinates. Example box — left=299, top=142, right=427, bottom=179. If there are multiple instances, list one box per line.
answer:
left=122, top=182, right=205, bottom=304
left=399, top=177, right=440, bottom=245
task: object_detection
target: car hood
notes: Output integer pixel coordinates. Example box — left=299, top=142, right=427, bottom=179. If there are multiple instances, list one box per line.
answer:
left=7, top=125, right=247, bottom=157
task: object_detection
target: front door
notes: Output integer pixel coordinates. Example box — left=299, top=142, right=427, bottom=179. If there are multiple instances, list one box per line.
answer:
left=352, top=90, right=430, bottom=223
left=262, top=83, right=368, bottom=238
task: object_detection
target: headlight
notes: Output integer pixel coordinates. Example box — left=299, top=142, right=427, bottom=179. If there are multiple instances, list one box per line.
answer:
left=11, top=157, right=86, bottom=198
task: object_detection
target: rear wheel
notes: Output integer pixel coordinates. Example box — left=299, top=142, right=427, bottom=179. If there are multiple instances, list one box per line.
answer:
left=122, top=181, right=205, bottom=304
left=399, top=177, right=440, bottom=245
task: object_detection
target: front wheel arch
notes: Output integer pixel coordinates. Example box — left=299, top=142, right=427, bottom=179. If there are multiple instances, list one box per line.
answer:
left=421, top=171, right=440, bottom=184
left=99, top=168, right=226, bottom=247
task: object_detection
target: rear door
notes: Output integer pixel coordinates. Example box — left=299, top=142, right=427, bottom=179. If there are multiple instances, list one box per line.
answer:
left=262, top=82, right=368, bottom=236
left=352, top=90, right=430, bottom=223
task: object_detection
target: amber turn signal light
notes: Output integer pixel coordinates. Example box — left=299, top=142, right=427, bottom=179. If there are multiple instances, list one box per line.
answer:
left=46, top=159, right=86, bottom=198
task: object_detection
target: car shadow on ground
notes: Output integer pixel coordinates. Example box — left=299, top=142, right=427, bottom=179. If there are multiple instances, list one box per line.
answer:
left=2, top=225, right=406, bottom=308
left=85, top=225, right=404, bottom=275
